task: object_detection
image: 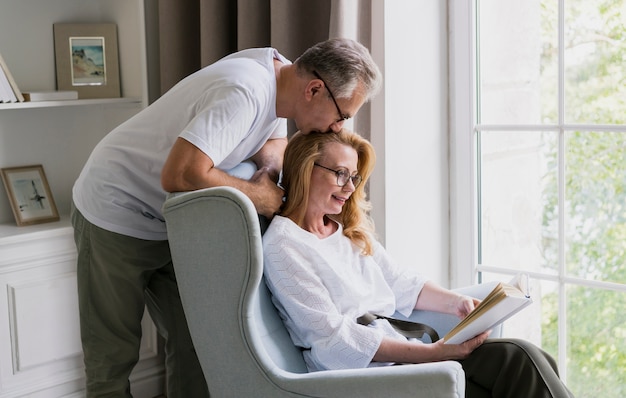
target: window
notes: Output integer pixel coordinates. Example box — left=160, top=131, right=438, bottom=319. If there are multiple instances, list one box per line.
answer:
left=450, top=1, right=626, bottom=396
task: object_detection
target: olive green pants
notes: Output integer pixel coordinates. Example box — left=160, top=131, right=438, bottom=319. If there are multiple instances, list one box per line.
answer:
left=71, top=204, right=209, bottom=398
left=460, top=338, right=575, bottom=397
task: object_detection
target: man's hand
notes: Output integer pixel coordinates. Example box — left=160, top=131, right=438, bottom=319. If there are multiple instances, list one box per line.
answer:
left=250, top=137, right=287, bottom=183
left=249, top=167, right=284, bottom=218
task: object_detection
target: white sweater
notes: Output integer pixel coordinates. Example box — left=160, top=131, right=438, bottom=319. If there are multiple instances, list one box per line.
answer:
left=263, top=215, right=429, bottom=371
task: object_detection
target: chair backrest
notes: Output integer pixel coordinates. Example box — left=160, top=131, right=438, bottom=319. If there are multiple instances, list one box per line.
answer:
left=163, top=187, right=307, bottom=396
left=249, top=277, right=309, bottom=373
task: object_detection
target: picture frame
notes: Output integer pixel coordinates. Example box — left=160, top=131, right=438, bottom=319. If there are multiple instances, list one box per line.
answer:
left=53, top=23, right=120, bottom=99
left=1, top=165, right=60, bottom=226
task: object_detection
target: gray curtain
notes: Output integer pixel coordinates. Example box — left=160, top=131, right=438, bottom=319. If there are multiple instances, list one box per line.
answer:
left=145, top=0, right=373, bottom=136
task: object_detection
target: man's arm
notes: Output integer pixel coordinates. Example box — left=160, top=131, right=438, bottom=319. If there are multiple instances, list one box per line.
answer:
left=249, top=137, right=288, bottom=183
left=161, top=137, right=283, bottom=218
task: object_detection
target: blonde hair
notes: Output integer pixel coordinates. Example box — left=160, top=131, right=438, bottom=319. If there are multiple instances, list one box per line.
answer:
left=280, top=129, right=376, bottom=255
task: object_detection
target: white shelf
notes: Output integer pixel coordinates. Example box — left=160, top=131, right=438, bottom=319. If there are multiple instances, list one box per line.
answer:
left=0, top=97, right=143, bottom=110
left=0, top=0, right=149, bottom=225
left=0, top=215, right=72, bottom=243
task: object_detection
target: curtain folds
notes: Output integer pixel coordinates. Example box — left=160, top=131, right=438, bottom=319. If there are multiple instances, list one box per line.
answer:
left=149, top=0, right=373, bottom=137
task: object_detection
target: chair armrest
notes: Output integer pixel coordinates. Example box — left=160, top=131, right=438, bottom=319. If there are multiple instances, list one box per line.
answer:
left=271, top=361, right=465, bottom=398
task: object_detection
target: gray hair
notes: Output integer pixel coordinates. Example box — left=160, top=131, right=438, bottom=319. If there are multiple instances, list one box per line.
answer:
left=294, top=38, right=382, bottom=101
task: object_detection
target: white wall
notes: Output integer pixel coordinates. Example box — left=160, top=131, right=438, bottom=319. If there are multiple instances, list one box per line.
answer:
left=371, top=0, right=449, bottom=285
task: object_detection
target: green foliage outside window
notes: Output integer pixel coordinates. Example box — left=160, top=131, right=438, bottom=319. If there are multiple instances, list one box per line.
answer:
left=540, top=0, right=626, bottom=396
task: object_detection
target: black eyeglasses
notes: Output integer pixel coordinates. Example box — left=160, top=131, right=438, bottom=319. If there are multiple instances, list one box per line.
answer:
left=314, top=163, right=362, bottom=188
left=312, top=71, right=350, bottom=123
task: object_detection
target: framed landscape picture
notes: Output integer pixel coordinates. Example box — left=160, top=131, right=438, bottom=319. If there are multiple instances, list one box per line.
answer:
left=1, top=165, right=60, bottom=226
left=53, top=23, right=120, bottom=99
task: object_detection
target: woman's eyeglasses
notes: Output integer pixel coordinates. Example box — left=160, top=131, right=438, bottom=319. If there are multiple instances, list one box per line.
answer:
left=314, top=163, right=362, bottom=188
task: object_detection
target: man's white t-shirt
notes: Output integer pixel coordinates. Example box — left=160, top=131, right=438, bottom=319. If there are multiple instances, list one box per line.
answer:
left=73, top=48, right=289, bottom=240
left=262, top=216, right=429, bottom=372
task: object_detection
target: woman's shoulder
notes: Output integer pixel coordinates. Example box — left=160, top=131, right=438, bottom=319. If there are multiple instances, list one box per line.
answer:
left=263, top=215, right=297, bottom=242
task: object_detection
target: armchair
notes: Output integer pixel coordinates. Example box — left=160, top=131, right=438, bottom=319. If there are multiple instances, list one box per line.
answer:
left=162, top=187, right=501, bottom=398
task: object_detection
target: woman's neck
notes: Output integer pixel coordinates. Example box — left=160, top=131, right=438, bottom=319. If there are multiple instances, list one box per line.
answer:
left=300, top=214, right=337, bottom=239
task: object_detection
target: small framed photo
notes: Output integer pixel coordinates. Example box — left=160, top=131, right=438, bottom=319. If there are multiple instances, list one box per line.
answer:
left=53, top=23, right=121, bottom=99
left=1, top=165, right=60, bottom=226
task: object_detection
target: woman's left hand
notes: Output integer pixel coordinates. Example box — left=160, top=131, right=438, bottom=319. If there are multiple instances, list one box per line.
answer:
left=452, top=295, right=481, bottom=318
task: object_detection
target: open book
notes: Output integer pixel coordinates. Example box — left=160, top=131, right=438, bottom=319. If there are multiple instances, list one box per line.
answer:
left=443, top=274, right=532, bottom=344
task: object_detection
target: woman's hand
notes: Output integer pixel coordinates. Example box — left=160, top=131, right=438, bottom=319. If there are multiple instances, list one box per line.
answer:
left=451, top=295, right=481, bottom=319
left=414, top=282, right=481, bottom=318
left=436, top=330, right=491, bottom=360
left=374, top=330, right=491, bottom=364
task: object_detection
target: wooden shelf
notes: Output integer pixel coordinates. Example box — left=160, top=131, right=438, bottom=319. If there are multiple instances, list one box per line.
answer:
left=0, top=97, right=143, bottom=111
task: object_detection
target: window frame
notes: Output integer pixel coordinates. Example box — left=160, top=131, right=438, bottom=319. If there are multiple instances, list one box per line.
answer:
left=449, top=0, right=626, bottom=385
left=449, top=0, right=478, bottom=288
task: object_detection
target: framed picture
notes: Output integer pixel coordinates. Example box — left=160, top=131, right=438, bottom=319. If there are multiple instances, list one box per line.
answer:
left=53, top=23, right=120, bottom=99
left=1, top=165, right=60, bottom=226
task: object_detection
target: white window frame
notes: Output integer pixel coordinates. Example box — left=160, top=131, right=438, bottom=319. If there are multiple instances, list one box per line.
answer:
left=449, top=0, right=626, bottom=383
left=449, top=0, right=478, bottom=288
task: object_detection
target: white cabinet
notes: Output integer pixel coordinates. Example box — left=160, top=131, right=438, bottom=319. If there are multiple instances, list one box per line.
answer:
left=0, top=1, right=164, bottom=396
left=0, top=220, right=164, bottom=397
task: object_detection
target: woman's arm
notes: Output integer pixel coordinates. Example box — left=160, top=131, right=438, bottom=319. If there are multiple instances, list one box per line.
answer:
left=414, top=281, right=481, bottom=318
left=373, top=331, right=490, bottom=363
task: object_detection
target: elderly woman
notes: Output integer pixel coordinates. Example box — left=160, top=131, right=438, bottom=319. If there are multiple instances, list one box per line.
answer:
left=262, top=130, right=574, bottom=397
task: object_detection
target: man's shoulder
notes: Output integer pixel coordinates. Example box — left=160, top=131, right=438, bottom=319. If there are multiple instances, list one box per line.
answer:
left=222, top=47, right=277, bottom=62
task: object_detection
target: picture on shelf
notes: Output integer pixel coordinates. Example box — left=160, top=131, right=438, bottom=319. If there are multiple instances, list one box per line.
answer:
left=70, top=37, right=107, bottom=86
left=1, top=165, right=59, bottom=226
left=54, top=23, right=120, bottom=99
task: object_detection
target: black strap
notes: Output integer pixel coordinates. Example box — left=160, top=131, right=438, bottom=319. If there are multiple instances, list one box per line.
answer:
left=357, top=313, right=440, bottom=342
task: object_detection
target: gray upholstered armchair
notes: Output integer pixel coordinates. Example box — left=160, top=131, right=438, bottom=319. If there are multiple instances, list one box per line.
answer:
left=162, top=186, right=501, bottom=398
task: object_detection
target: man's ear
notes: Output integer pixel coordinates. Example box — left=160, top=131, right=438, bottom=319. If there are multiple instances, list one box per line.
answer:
left=305, top=79, right=323, bottom=101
